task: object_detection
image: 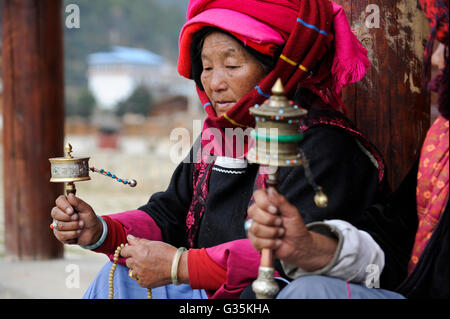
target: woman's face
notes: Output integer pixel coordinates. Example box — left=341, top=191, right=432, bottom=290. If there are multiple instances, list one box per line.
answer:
left=432, top=42, right=447, bottom=70
left=200, top=31, right=268, bottom=117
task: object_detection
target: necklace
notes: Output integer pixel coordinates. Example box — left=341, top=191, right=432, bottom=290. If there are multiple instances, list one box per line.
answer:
left=109, top=243, right=152, bottom=299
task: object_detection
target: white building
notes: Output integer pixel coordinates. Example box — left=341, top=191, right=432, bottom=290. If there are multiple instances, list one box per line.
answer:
left=87, top=46, right=197, bottom=111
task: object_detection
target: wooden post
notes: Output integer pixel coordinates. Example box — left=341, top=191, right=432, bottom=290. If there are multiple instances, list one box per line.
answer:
left=335, top=0, right=430, bottom=189
left=2, top=0, right=64, bottom=260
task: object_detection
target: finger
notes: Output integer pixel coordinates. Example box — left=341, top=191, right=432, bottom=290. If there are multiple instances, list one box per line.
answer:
left=250, top=221, right=284, bottom=239
left=51, top=206, right=78, bottom=222
left=53, top=220, right=84, bottom=232
left=248, top=231, right=281, bottom=251
left=125, top=257, right=135, bottom=270
left=267, top=188, right=304, bottom=221
left=67, top=193, right=93, bottom=215
left=55, top=195, right=75, bottom=215
left=248, top=204, right=282, bottom=227
left=120, top=245, right=136, bottom=259
left=253, top=189, right=278, bottom=214
left=54, top=229, right=81, bottom=242
left=127, top=234, right=140, bottom=245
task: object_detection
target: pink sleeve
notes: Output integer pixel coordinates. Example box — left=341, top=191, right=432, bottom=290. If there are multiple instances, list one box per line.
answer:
left=204, top=239, right=270, bottom=299
left=106, top=210, right=163, bottom=265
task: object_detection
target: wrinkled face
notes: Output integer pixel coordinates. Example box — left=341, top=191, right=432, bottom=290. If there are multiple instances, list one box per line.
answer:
left=200, top=31, right=268, bottom=117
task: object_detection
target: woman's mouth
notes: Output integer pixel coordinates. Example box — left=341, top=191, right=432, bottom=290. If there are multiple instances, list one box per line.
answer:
left=215, top=102, right=235, bottom=114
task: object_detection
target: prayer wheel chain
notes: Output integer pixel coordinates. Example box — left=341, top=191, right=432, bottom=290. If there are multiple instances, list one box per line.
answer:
left=109, top=243, right=152, bottom=299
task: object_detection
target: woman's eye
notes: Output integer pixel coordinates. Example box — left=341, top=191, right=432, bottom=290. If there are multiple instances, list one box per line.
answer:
left=203, top=67, right=212, bottom=71
left=226, top=65, right=240, bottom=70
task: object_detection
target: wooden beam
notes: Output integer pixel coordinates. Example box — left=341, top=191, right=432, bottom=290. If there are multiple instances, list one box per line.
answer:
left=2, top=0, right=64, bottom=260
left=336, top=0, right=430, bottom=189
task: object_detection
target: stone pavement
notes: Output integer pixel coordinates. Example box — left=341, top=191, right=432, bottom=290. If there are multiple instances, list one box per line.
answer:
left=0, top=246, right=108, bottom=299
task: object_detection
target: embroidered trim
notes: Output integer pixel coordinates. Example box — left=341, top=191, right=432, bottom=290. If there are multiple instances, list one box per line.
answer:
left=212, top=167, right=246, bottom=174
left=299, top=117, right=385, bottom=184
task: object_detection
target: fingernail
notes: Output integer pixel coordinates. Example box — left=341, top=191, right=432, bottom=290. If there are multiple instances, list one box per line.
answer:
left=275, top=239, right=282, bottom=248
left=268, top=187, right=278, bottom=196
left=268, top=205, right=277, bottom=214
left=66, top=207, right=74, bottom=215
left=278, top=228, right=285, bottom=237
left=78, top=220, right=84, bottom=228
left=127, top=234, right=135, bottom=240
left=71, top=214, right=79, bottom=221
left=275, top=218, right=283, bottom=226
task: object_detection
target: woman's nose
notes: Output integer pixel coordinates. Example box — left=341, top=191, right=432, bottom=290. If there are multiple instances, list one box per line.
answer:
left=209, top=69, right=228, bottom=92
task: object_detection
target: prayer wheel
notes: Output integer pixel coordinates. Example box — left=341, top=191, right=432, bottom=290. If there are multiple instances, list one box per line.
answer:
left=248, top=79, right=328, bottom=299
left=49, top=143, right=137, bottom=196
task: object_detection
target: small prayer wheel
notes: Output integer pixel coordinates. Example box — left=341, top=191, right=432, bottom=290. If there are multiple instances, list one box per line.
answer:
left=49, top=143, right=137, bottom=196
left=49, top=143, right=90, bottom=196
left=247, top=78, right=307, bottom=170
left=248, top=79, right=328, bottom=299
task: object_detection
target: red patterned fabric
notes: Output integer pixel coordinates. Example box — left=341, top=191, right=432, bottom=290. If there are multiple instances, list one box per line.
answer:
left=408, top=115, right=449, bottom=274
left=419, top=0, right=449, bottom=43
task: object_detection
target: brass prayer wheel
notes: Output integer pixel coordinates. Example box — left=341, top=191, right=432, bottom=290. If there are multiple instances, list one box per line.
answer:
left=49, top=143, right=90, bottom=195
left=49, top=143, right=137, bottom=196
left=247, top=79, right=307, bottom=168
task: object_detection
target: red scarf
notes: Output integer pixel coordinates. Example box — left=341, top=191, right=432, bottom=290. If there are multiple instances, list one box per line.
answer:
left=178, top=0, right=370, bottom=156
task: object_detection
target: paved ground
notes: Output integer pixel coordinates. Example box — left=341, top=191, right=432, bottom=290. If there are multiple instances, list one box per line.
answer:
left=0, top=246, right=108, bottom=299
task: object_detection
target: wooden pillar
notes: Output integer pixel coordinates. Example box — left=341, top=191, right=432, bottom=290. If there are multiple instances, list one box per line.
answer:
left=335, top=0, right=430, bottom=189
left=2, top=0, right=64, bottom=260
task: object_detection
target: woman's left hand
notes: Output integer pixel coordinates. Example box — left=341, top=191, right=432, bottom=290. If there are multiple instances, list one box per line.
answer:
left=120, top=235, right=178, bottom=288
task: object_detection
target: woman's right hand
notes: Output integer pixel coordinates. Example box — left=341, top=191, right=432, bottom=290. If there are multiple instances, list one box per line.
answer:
left=51, top=193, right=103, bottom=246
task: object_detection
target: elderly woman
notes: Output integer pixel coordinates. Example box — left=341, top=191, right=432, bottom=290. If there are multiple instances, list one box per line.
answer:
left=248, top=0, right=448, bottom=299
left=51, top=0, right=386, bottom=299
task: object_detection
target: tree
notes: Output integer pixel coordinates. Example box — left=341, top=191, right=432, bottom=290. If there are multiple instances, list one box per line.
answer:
left=116, top=85, right=153, bottom=117
left=66, top=88, right=96, bottom=118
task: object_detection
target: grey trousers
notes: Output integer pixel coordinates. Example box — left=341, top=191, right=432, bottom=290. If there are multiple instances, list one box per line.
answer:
left=276, top=275, right=405, bottom=299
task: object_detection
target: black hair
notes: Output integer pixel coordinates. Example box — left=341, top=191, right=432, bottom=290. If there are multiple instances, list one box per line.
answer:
left=190, top=27, right=280, bottom=91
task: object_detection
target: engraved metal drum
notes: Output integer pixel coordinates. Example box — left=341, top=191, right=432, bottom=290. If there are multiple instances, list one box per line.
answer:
left=49, top=156, right=91, bottom=183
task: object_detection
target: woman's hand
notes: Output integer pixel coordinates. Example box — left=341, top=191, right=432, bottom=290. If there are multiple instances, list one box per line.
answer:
left=50, top=193, right=102, bottom=246
left=120, top=235, right=189, bottom=289
left=247, top=187, right=337, bottom=271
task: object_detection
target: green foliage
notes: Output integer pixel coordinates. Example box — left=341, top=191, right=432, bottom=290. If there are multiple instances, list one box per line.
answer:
left=66, top=88, right=97, bottom=118
left=116, top=85, right=153, bottom=117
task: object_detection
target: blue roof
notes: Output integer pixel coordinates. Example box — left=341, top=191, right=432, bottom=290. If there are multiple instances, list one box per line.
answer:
left=87, top=46, right=164, bottom=66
